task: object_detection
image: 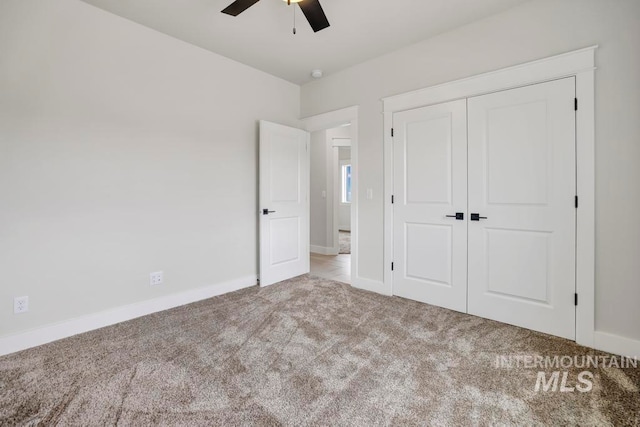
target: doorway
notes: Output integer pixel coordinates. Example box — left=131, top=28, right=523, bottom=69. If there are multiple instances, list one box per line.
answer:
left=309, top=125, right=352, bottom=284
left=336, top=141, right=352, bottom=256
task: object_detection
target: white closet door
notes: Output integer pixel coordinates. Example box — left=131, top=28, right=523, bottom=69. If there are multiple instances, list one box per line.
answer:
left=467, top=78, right=576, bottom=339
left=393, top=100, right=468, bottom=312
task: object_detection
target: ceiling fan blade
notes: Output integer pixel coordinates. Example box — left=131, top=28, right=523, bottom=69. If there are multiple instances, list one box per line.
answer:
left=221, top=0, right=261, bottom=16
left=298, top=0, right=330, bottom=32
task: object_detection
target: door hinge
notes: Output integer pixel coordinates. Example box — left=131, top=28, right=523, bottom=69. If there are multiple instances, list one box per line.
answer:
left=574, top=98, right=578, bottom=111
left=391, top=262, right=394, bottom=271
left=575, top=195, right=579, bottom=208
left=575, top=293, right=578, bottom=306
left=391, top=128, right=394, bottom=137
left=391, top=195, right=395, bottom=204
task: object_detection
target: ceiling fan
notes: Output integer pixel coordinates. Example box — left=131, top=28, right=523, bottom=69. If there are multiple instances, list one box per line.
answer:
left=221, top=0, right=330, bottom=33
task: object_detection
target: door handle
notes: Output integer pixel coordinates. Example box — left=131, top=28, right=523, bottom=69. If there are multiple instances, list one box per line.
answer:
left=262, top=209, right=276, bottom=215
left=445, top=212, right=464, bottom=220
left=470, top=213, right=487, bottom=221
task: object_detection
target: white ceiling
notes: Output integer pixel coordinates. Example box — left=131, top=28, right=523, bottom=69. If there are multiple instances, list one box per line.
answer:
left=80, top=0, right=528, bottom=85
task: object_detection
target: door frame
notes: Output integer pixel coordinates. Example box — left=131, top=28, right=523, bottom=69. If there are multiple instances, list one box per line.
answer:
left=382, top=46, right=597, bottom=348
left=302, top=106, right=358, bottom=287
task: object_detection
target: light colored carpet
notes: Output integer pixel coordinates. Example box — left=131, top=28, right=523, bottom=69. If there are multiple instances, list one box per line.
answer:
left=1, top=275, right=638, bottom=425
left=339, top=230, right=350, bottom=254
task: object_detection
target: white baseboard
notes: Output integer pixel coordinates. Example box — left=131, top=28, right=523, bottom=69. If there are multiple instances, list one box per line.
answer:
left=0, top=275, right=257, bottom=357
left=593, top=331, right=640, bottom=358
left=352, top=276, right=392, bottom=296
left=310, top=245, right=336, bottom=255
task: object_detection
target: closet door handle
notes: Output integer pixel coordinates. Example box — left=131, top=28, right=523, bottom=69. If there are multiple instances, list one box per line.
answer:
left=445, top=213, right=464, bottom=220
left=470, top=213, right=487, bottom=221
left=262, top=209, right=276, bottom=215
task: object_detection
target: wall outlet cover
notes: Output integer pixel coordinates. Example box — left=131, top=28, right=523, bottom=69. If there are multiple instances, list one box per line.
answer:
left=14, top=296, right=29, bottom=314
left=150, top=271, right=163, bottom=286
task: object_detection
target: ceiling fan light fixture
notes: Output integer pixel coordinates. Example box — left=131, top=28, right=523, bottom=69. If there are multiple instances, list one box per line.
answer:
left=222, top=0, right=330, bottom=33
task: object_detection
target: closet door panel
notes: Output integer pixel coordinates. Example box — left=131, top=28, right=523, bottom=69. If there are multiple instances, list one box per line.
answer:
left=392, top=100, right=468, bottom=313
left=467, top=78, right=577, bottom=340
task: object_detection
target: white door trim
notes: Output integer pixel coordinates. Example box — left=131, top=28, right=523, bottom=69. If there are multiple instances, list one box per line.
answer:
left=303, top=106, right=358, bottom=132
left=302, top=106, right=359, bottom=288
left=383, top=46, right=597, bottom=349
left=332, top=138, right=352, bottom=147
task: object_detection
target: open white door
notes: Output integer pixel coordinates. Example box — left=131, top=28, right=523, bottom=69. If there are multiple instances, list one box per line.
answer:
left=259, top=120, right=310, bottom=287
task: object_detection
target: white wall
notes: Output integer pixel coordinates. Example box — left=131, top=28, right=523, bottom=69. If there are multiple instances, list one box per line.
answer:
left=309, top=130, right=328, bottom=248
left=301, top=0, right=640, bottom=341
left=0, top=0, right=300, bottom=337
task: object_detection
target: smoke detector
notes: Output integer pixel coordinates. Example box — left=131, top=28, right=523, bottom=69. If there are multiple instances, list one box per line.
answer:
left=311, top=69, right=323, bottom=79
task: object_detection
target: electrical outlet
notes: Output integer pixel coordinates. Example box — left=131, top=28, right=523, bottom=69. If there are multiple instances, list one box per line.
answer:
left=14, top=296, right=29, bottom=314
left=150, top=271, right=163, bottom=286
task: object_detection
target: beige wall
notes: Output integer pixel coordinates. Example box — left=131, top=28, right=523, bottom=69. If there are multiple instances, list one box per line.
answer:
left=0, top=0, right=300, bottom=337
left=301, top=0, right=640, bottom=341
